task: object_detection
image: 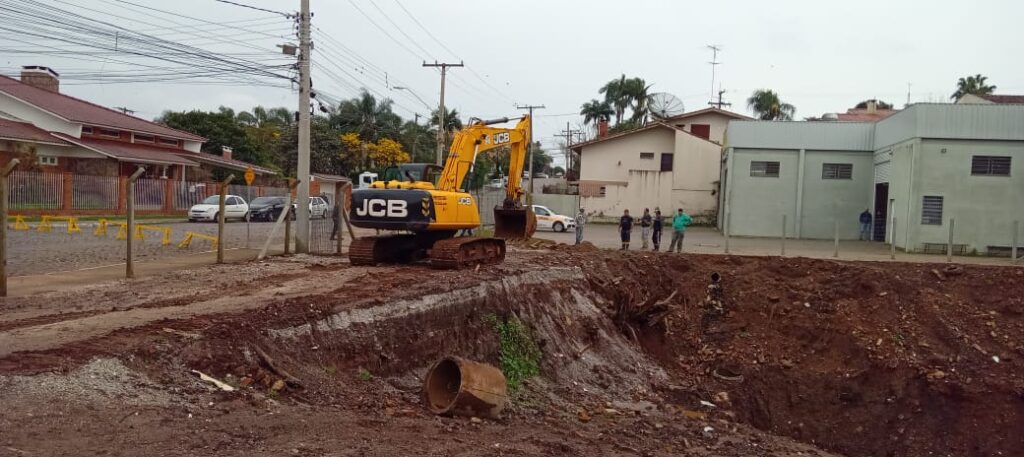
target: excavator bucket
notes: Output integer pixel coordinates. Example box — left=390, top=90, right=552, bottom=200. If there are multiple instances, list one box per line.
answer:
left=493, top=205, right=537, bottom=240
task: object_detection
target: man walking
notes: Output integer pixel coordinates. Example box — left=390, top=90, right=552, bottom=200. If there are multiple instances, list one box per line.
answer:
left=640, top=208, right=653, bottom=249
left=652, top=208, right=664, bottom=251
left=668, top=208, right=692, bottom=253
left=619, top=209, right=634, bottom=250
left=859, top=209, right=872, bottom=241
left=574, top=208, right=586, bottom=245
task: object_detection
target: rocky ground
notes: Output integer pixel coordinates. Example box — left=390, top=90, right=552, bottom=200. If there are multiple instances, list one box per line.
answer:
left=0, top=244, right=1021, bottom=456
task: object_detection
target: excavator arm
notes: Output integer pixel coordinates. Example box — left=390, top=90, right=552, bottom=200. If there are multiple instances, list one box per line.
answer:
left=436, top=115, right=536, bottom=239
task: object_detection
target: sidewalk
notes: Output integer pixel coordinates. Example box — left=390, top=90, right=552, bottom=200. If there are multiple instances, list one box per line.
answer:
left=533, top=225, right=1021, bottom=267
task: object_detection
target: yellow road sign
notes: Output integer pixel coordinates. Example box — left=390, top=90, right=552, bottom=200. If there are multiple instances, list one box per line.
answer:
left=244, top=166, right=255, bottom=185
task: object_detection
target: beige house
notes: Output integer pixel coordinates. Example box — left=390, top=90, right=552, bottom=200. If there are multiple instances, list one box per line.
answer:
left=659, top=107, right=751, bottom=144
left=571, top=121, right=724, bottom=223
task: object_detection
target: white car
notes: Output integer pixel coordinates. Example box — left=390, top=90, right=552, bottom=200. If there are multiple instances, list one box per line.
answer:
left=288, top=196, right=331, bottom=219
left=189, top=195, right=249, bottom=222
left=531, top=205, right=576, bottom=232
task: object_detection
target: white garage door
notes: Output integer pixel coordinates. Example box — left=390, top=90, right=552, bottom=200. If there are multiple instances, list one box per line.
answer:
left=874, top=161, right=891, bottom=184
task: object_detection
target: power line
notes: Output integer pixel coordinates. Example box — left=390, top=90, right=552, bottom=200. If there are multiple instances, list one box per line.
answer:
left=214, top=0, right=293, bottom=18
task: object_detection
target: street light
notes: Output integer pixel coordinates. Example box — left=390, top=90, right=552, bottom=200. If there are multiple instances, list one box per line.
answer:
left=392, top=86, right=433, bottom=111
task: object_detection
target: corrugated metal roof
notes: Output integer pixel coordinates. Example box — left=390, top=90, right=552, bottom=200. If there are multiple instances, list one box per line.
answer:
left=875, top=103, right=1024, bottom=148
left=726, top=120, right=876, bottom=151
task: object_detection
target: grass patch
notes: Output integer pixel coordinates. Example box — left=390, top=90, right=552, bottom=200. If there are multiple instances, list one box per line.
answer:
left=483, top=313, right=541, bottom=393
left=357, top=368, right=372, bottom=381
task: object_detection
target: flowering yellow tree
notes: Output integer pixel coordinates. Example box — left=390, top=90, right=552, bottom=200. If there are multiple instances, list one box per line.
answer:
left=367, top=138, right=410, bottom=168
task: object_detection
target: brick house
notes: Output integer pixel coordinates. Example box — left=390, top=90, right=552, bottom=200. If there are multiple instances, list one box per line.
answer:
left=0, top=66, right=275, bottom=179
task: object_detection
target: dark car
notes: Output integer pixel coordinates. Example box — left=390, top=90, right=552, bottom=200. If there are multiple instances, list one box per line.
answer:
left=247, top=196, right=292, bottom=222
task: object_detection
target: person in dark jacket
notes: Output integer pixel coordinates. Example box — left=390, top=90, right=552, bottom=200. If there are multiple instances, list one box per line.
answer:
left=859, top=209, right=872, bottom=241
left=619, top=209, right=634, bottom=250
left=639, top=208, right=653, bottom=249
left=651, top=208, right=664, bottom=251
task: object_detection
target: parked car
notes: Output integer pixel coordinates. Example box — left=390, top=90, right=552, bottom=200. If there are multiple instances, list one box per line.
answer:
left=308, top=196, right=330, bottom=218
left=531, top=205, right=575, bottom=232
left=189, top=195, right=249, bottom=222
left=247, top=196, right=291, bottom=222
left=533, top=172, right=549, bottom=179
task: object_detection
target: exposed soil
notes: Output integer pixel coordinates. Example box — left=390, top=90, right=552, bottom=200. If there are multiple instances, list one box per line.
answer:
left=0, top=246, right=1021, bottom=456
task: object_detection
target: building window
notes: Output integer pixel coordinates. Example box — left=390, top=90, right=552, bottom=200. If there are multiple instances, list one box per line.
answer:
left=38, top=156, right=58, bottom=166
left=971, top=156, right=1011, bottom=176
left=81, top=126, right=93, bottom=134
left=690, top=124, right=711, bottom=140
left=158, top=138, right=180, bottom=147
left=921, top=196, right=943, bottom=225
left=750, top=161, right=780, bottom=177
left=660, top=153, right=673, bottom=172
left=640, top=152, right=654, bottom=160
left=98, top=128, right=120, bottom=138
left=822, top=163, right=853, bottom=179
left=134, top=134, right=155, bottom=143
left=599, top=186, right=607, bottom=197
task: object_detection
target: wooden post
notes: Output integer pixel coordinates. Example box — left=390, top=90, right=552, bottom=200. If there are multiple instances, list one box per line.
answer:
left=126, top=166, right=145, bottom=278
left=833, top=219, right=839, bottom=258
left=946, top=218, right=955, bottom=263
left=781, top=214, right=786, bottom=256
left=1013, top=220, right=1019, bottom=265
left=217, top=174, right=235, bottom=264
left=890, top=216, right=897, bottom=260
left=0, top=159, right=20, bottom=296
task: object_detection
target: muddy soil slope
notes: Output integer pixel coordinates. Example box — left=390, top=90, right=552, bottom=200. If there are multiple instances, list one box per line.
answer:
left=0, top=248, right=1021, bottom=456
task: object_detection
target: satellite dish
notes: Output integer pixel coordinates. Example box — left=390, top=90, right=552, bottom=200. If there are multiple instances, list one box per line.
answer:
left=647, top=93, right=685, bottom=119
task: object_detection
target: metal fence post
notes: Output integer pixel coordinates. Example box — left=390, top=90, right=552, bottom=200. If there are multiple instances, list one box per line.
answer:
left=217, top=174, right=235, bottom=264
left=0, top=159, right=20, bottom=296
left=946, top=218, right=955, bottom=263
left=1013, top=220, right=1019, bottom=264
left=126, top=166, right=145, bottom=278
left=890, top=216, right=897, bottom=260
left=781, top=214, right=786, bottom=256
left=833, top=219, right=839, bottom=258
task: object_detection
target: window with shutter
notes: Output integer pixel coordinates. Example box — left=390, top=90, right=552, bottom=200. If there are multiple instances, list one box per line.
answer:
left=822, top=163, right=853, bottom=179
left=750, top=161, right=780, bottom=177
left=921, top=196, right=943, bottom=225
left=971, top=156, right=1011, bottom=176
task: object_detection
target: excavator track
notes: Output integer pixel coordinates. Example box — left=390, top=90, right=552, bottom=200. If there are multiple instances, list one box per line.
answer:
left=348, top=235, right=421, bottom=266
left=429, top=236, right=506, bottom=269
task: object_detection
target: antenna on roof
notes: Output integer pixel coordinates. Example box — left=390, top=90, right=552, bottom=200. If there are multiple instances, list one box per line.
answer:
left=706, top=45, right=722, bottom=106
left=114, top=106, right=135, bottom=115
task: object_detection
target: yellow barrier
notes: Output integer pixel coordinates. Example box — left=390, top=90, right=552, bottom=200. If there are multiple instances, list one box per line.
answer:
left=178, top=231, right=218, bottom=249
left=135, top=225, right=173, bottom=246
left=36, top=215, right=81, bottom=234
left=8, top=215, right=30, bottom=231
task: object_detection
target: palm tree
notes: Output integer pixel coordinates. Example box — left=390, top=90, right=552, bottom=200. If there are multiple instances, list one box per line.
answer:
left=623, top=77, right=652, bottom=123
left=579, top=99, right=614, bottom=126
left=951, top=74, right=996, bottom=100
left=599, top=74, right=630, bottom=125
left=746, top=89, right=796, bottom=121
left=332, top=90, right=402, bottom=141
left=429, top=108, right=462, bottom=134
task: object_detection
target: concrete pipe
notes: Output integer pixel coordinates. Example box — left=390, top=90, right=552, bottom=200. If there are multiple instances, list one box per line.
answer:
left=423, top=356, right=508, bottom=419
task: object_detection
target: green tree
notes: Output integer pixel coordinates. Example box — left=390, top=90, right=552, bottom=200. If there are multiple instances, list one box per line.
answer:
left=430, top=108, right=463, bottom=135
left=274, top=117, right=344, bottom=178
left=158, top=107, right=261, bottom=164
left=599, top=74, right=630, bottom=125
left=854, top=99, right=893, bottom=110
left=399, top=120, right=435, bottom=163
left=624, top=77, right=652, bottom=123
left=746, top=89, right=796, bottom=121
left=330, top=90, right=403, bottom=142
left=951, top=74, right=996, bottom=100
left=609, top=119, right=641, bottom=134
left=579, top=99, right=614, bottom=126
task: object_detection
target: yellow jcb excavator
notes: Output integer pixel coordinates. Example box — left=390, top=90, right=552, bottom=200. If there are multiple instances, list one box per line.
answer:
left=348, top=115, right=537, bottom=268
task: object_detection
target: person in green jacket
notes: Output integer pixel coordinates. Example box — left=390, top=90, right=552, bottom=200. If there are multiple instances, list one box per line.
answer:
left=668, top=208, right=692, bottom=253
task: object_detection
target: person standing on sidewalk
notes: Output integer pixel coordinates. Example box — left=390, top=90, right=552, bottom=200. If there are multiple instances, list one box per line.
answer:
left=859, top=209, right=872, bottom=241
left=574, top=208, right=586, bottom=245
left=619, top=209, right=634, bottom=250
left=668, top=208, right=692, bottom=253
left=652, top=208, right=664, bottom=251
left=640, top=208, right=653, bottom=249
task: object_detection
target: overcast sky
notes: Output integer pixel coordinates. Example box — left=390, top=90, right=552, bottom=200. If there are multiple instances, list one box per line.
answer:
left=4, top=0, right=1023, bottom=168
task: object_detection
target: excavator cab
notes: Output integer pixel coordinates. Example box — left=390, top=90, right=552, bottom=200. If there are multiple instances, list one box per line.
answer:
left=380, top=163, right=443, bottom=186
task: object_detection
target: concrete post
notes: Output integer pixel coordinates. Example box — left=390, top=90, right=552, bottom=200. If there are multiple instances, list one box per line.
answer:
left=833, top=219, right=839, bottom=258
left=126, top=166, right=145, bottom=278
left=781, top=214, right=787, bottom=256
left=217, top=174, right=235, bottom=264
left=284, top=178, right=296, bottom=255
left=946, top=218, right=955, bottom=263
left=795, top=149, right=805, bottom=239
left=890, top=216, right=897, bottom=260
left=1013, top=220, right=1019, bottom=264
left=0, top=159, right=20, bottom=296
left=723, top=210, right=730, bottom=254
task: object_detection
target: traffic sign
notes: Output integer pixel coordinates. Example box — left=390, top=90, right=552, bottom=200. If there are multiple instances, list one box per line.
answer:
left=244, top=167, right=255, bottom=185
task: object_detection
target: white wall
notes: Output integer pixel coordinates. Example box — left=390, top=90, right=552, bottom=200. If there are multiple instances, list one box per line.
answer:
left=579, top=127, right=675, bottom=182
left=799, top=151, right=874, bottom=239
left=727, top=149, right=799, bottom=237
left=669, top=112, right=732, bottom=144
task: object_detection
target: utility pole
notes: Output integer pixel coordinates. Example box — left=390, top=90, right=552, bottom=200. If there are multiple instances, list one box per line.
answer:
left=423, top=61, right=463, bottom=166
left=708, top=88, right=732, bottom=109
left=516, top=104, right=545, bottom=194
left=707, top=44, right=722, bottom=106
left=295, top=0, right=311, bottom=253
left=555, top=122, right=581, bottom=179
